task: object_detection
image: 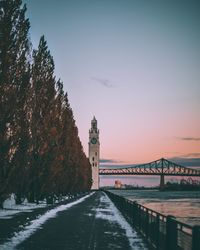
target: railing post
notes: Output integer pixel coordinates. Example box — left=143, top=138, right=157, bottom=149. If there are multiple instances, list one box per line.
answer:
left=134, top=203, right=139, bottom=227
left=192, top=226, right=200, bottom=250
left=138, top=204, right=141, bottom=230
left=155, top=213, right=160, bottom=249
left=145, top=209, right=149, bottom=238
left=166, top=215, right=177, bottom=250
left=133, top=202, right=138, bottom=226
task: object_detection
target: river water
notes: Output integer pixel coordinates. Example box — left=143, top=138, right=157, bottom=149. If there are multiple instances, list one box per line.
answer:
left=109, top=189, right=200, bottom=226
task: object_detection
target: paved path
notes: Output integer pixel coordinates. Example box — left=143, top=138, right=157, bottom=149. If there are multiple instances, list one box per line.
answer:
left=0, top=191, right=147, bottom=250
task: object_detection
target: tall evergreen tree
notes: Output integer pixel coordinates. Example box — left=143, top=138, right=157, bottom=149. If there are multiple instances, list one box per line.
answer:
left=60, top=93, right=92, bottom=193
left=0, top=1, right=92, bottom=206
left=29, top=35, right=56, bottom=202
left=0, top=0, right=31, bottom=205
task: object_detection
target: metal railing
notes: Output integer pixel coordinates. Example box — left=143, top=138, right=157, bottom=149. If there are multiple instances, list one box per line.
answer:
left=104, top=191, right=200, bottom=250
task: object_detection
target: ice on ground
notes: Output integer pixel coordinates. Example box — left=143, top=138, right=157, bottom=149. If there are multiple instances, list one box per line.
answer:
left=0, top=192, right=94, bottom=250
left=95, top=193, right=147, bottom=250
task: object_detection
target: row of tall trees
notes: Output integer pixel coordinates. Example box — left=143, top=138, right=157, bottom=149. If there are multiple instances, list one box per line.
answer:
left=0, top=0, right=92, bottom=206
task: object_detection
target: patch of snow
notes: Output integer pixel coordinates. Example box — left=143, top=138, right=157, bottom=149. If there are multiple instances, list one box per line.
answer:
left=0, top=195, right=58, bottom=219
left=0, top=192, right=94, bottom=250
left=0, top=202, right=47, bottom=219
left=3, top=194, right=16, bottom=209
left=22, top=198, right=28, bottom=204
left=2, top=194, right=49, bottom=210
left=96, top=193, right=147, bottom=250
left=84, top=212, right=93, bottom=217
left=0, top=209, right=23, bottom=219
left=0, top=196, right=73, bottom=219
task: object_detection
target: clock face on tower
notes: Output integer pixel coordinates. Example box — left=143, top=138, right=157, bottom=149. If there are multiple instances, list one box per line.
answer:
left=91, top=137, right=97, bottom=144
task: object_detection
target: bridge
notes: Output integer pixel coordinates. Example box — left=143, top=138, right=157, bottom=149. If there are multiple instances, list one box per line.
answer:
left=99, top=158, right=200, bottom=189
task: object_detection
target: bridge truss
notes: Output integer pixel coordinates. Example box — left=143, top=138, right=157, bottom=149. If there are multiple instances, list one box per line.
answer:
left=99, top=158, right=200, bottom=177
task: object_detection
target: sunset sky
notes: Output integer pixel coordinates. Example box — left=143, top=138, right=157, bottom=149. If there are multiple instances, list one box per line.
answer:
left=24, top=0, right=200, bottom=184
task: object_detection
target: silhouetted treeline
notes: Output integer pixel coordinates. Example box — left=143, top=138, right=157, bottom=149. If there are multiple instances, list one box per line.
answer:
left=0, top=0, right=92, bottom=206
left=164, top=179, right=200, bottom=191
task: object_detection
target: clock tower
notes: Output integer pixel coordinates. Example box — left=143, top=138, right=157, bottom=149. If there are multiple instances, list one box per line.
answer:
left=89, top=116, right=100, bottom=190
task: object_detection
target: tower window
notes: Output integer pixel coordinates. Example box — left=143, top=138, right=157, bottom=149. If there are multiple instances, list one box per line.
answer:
left=95, top=162, right=97, bottom=167
left=95, top=152, right=97, bottom=156
left=92, top=157, right=94, bottom=161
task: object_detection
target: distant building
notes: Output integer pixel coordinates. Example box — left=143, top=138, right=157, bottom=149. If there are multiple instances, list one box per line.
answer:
left=115, top=180, right=122, bottom=189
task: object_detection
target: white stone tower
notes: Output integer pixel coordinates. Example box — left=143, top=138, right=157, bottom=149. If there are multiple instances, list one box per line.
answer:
left=89, top=116, right=100, bottom=190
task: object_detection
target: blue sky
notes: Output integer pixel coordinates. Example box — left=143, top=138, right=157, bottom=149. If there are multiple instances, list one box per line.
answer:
left=24, top=0, right=200, bottom=183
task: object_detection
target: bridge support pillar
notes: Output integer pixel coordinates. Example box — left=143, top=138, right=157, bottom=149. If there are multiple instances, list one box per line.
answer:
left=160, top=174, right=165, bottom=191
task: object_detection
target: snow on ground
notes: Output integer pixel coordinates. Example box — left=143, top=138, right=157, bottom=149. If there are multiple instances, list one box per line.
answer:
left=0, top=194, right=75, bottom=219
left=95, top=193, right=147, bottom=250
left=0, top=210, right=22, bottom=219
left=0, top=192, right=94, bottom=250
left=3, top=194, right=16, bottom=208
left=0, top=194, right=47, bottom=219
